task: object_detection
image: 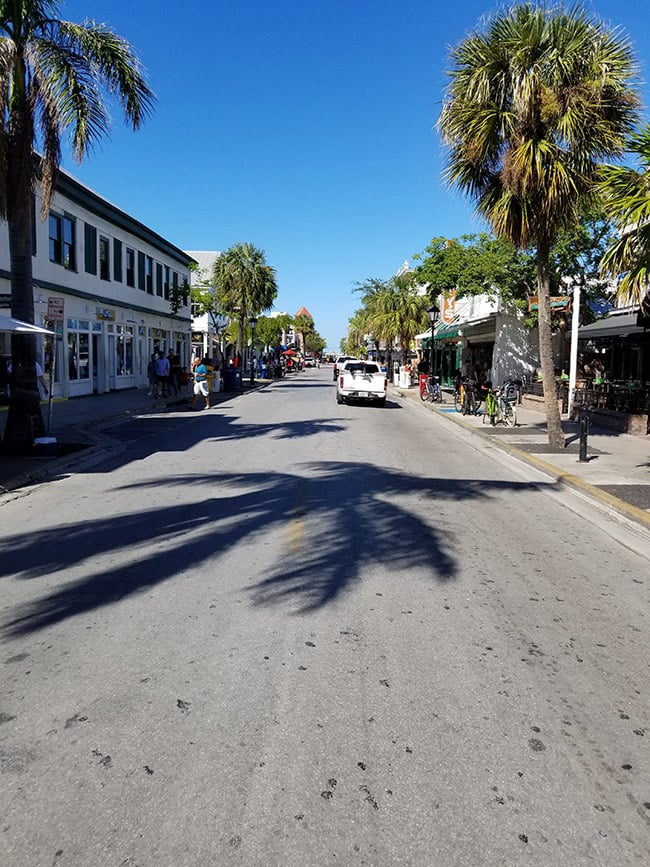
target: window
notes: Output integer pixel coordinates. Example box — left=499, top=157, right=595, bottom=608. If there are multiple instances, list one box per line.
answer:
left=156, top=262, right=163, bottom=297
left=126, top=247, right=135, bottom=287
left=49, top=213, right=76, bottom=269
left=84, top=224, right=97, bottom=274
left=99, top=236, right=110, bottom=280
left=145, top=255, right=153, bottom=294
left=163, top=266, right=170, bottom=300
left=115, top=325, right=134, bottom=376
left=67, top=320, right=90, bottom=381
left=113, top=240, right=123, bottom=282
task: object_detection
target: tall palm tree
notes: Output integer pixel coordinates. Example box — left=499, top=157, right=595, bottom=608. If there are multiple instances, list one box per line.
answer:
left=293, top=312, right=314, bottom=354
left=1, top=0, right=155, bottom=450
left=438, top=3, right=638, bottom=447
left=599, top=124, right=650, bottom=306
left=360, top=272, right=428, bottom=364
left=213, top=242, right=277, bottom=361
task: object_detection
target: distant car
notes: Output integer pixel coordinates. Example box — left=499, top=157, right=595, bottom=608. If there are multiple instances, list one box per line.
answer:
left=333, top=355, right=355, bottom=381
left=305, top=355, right=316, bottom=367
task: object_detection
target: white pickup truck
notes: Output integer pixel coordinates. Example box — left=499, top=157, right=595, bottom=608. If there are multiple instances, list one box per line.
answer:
left=336, top=360, right=387, bottom=406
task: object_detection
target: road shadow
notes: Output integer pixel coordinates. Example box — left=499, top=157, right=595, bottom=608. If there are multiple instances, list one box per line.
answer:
left=2, top=461, right=549, bottom=635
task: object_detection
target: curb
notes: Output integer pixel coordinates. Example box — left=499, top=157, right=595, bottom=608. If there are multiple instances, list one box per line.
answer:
left=395, top=387, right=650, bottom=533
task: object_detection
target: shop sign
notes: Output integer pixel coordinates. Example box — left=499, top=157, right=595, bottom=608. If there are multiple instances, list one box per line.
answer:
left=95, top=306, right=115, bottom=321
left=192, top=331, right=204, bottom=343
left=152, top=328, right=165, bottom=339
left=48, top=296, right=64, bottom=320
left=442, top=290, right=456, bottom=324
left=528, top=296, right=571, bottom=312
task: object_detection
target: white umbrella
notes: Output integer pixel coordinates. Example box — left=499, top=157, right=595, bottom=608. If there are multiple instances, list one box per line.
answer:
left=0, top=314, right=55, bottom=335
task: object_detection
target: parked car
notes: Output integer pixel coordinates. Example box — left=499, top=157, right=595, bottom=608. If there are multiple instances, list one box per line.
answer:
left=333, top=355, right=356, bottom=381
left=304, top=355, right=316, bottom=367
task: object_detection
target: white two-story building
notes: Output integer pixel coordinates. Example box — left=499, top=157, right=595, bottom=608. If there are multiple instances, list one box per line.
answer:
left=0, top=167, right=195, bottom=398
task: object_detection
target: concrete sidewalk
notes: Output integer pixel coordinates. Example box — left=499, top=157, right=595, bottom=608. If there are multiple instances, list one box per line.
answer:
left=395, top=384, right=650, bottom=532
left=0, top=382, right=257, bottom=494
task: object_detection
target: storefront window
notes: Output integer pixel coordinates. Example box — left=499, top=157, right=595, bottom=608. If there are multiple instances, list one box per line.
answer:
left=115, top=325, right=134, bottom=376
left=68, top=325, right=90, bottom=380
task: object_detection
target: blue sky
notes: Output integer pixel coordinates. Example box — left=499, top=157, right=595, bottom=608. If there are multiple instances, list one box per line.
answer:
left=60, top=0, right=650, bottom=349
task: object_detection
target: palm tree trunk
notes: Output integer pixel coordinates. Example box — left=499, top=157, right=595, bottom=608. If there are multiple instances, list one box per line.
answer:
left=537, top=247, right=564, bottom=449
left=3, top=207, right=46, bottom=451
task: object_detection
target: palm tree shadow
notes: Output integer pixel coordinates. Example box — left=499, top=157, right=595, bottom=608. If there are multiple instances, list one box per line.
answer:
left=2, top=462, right=547, bottom=634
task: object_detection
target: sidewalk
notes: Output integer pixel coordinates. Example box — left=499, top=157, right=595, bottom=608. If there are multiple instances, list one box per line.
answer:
left=0, top=382, right=257, bottom=494
left=395, top=384, right=650, bottom=532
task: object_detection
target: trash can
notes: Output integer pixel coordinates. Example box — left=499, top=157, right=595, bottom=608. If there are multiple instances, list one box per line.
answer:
left=393, top=361, right=400, bottom=386
left=224, top=368, right=241, bottom=392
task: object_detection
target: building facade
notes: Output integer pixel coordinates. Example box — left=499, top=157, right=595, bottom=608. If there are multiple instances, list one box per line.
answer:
left=0, top=168, right=194, bottom=398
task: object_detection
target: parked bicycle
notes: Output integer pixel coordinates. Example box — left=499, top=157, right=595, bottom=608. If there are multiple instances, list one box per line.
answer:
left=482, top=383, right=517, bottom=426
left=420, top=374, right=443, bottom=403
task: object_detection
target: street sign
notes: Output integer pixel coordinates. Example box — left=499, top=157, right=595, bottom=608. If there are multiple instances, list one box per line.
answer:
left=48, top=296, right=64, bottom=320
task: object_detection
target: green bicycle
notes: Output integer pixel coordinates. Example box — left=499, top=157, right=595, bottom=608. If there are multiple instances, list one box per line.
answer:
left=482, top=385, right=517, bottom=427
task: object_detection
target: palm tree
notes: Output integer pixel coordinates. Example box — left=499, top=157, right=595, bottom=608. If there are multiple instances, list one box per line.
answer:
left=293, top=312, right=314, bottom=355
left=359, top=272, right=428, bottom=364
left=599, top=124, right=650, bottom=306
left=1, top=0, right=155, bottom=451
left=213, top=242, right=277, bottom=361
left=438, top=3, right=638, bottom=447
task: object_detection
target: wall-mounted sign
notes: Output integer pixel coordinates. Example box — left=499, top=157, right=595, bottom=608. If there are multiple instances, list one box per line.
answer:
left=442, top=290, right=456, bottom=324
left=48, top=296, right=64, bottom=320
left=95, top=307, right=115, bottom=321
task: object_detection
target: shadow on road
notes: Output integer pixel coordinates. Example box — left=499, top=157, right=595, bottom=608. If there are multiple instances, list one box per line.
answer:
left=2, top=461, right=547, bottom=635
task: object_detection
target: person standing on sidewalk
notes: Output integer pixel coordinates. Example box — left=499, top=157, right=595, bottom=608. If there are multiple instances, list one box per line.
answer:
left=147, top=353, right=157, bottom=397
left=191, top=357, right=211, bottom=410
left=154, top=350, right=170, bottom=398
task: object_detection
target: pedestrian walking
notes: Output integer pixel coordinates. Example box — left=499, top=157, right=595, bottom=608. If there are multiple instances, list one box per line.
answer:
left=191, top=356, right=211, bottom=410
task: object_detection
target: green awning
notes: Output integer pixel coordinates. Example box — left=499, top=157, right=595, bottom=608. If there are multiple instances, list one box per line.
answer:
left=435, top=323, right=460, bottom=340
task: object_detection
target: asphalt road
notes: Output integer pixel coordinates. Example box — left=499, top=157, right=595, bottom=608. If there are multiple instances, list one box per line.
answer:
left=1, top=367, right=648, bottom=866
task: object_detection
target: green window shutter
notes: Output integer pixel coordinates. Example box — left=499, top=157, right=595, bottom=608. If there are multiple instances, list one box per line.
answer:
left=138, top=251, right=145, bottom=291
left=113, top=240, right=123, bottom=282
left=84, top=224, right=97, bottom=274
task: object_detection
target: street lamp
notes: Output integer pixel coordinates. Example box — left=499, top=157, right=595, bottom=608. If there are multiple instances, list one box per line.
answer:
left=248, top=314, right=258, bottom=384
left=426, top=303, right=440, bottom=377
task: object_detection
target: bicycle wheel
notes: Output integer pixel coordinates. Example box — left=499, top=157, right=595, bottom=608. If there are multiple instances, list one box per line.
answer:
left=454, top=390, right=462, bottom=412
left=420, top=385, right=429, bottom=402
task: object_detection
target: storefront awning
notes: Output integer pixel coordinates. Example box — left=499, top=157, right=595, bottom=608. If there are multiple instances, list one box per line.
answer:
left=578, top=313, right=646, bottom=340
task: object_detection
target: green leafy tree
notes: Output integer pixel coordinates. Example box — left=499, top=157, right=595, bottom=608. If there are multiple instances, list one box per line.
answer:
left=305, top=331, right=326, bottom=356
left=213, top=242, right=278, bottom=359
left=0, top=0, right=155, bottom=450
left=414, top=233, right=535, bottom=305
left=438, top=3, right=638, bottom=447
left=599, top=124, right=650, bottom=305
